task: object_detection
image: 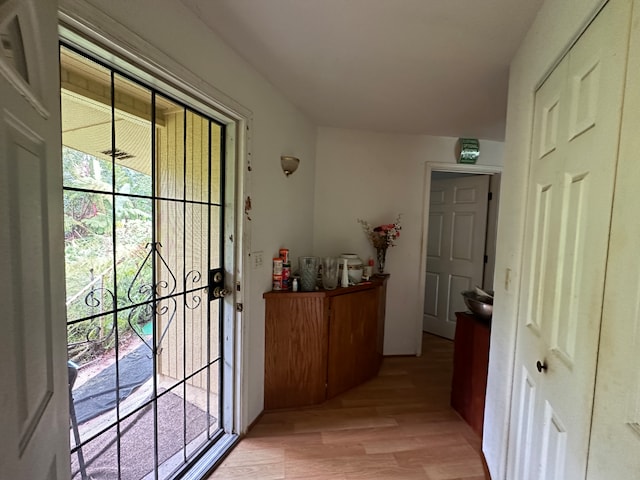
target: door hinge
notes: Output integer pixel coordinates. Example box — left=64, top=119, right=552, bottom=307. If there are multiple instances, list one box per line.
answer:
left=236, top=303, right=244, bottom=312
left=488, top=191, right=493, bottom=201
left=484, top=255, right=489, bottom=264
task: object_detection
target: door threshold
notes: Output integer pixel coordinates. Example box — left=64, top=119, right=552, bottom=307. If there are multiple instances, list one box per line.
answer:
left=176, top=433, right=240, bottom=480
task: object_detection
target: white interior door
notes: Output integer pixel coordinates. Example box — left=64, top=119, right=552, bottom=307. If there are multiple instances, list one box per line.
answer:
left=588, top=1, right=640, bottom=477
left=507, top=2, right=630, bottom=479
left=0, top=0, right=70, bottom=479
left=423, top=174, right=489, bottom=339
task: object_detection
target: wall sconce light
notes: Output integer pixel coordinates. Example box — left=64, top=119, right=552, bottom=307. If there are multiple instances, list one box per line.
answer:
left=281, top=156, right=300, bottom=177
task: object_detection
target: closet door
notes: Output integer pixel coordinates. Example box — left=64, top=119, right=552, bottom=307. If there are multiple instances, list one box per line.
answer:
left=588, top=1, right=640, bottom=477
left=506, top=2, right=631, bottom=478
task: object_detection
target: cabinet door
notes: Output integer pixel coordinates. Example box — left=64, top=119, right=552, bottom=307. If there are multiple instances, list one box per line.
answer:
left=451, top=312, right=490, bottom=438
left=376, top=278, right=388, bottom=364
left=327, top=289, right=378, bottom=398
left=469, top=320, right=490, bottom=436
left=451, top=313, right=474, bottom=417
left=264, top=296, right=328, bottom=409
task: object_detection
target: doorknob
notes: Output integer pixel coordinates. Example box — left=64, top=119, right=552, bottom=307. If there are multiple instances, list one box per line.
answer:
left=212, top=287, right=230, bottom=298
left=536, top=360, right=548, bottom=373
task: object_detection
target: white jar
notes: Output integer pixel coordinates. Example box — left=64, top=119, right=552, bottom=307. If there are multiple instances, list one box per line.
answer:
left=339, top=253, right=364, bottom=284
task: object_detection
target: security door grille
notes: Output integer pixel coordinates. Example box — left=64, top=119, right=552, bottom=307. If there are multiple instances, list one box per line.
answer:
left=61, top=44, right=228, bottom=480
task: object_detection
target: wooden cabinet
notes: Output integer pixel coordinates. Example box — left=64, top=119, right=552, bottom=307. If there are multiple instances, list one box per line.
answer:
left=263, top=295, right=329, bottom=408
left=327, top=288, right=379, bottom=398
left=263, top=276, right=388, bottom=410
left=451, top=311, right=491, bottom=437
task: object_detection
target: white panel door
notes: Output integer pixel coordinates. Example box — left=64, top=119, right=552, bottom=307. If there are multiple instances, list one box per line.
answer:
left=588, top=1, right=640, bottom=477
left=507, top=2, right=631, bottom=479
left=423, top=174, right=489, bottom=339
left=0, top=1, right=69, bottom=479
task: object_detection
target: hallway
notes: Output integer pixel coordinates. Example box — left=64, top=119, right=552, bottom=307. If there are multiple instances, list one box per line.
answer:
left=208, top=333, right=489, bottom=479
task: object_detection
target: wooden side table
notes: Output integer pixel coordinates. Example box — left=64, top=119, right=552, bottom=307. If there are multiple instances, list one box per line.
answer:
left=450, top=311, right=491, bottom=437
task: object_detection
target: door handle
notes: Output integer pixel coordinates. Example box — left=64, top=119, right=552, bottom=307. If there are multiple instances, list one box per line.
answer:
left=212, top=287, right=231, bottom=298
left=536, top=360, right=548, bottom=373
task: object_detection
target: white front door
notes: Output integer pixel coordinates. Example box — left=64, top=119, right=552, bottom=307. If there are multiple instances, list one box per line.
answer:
left=423, top=174, right=489, bottom=339
left=507, top=2, right=631, bottom=478
left=0, top=0, right=70, bottom=479
left=588, top=1, right=640, bottom=476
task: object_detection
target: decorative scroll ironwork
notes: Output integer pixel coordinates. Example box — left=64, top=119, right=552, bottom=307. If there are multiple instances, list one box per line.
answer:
left=185, top=270, right=203, bottom=310
left=126, top=242, right=205, bottom=354
left=67, top=281, right=116, bottom=361
left=83, top=287, right=116, bottom=344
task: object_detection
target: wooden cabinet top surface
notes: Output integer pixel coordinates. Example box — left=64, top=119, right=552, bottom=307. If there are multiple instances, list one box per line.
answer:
left=263, top=274, right=388, bottom=299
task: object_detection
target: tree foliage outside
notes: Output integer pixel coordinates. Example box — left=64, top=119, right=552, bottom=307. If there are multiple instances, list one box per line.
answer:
left=63, top=146, right=154, bottom=363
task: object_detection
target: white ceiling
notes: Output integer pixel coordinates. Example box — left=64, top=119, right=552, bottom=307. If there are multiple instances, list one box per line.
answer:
left=181, top=0, right=543, bottom=141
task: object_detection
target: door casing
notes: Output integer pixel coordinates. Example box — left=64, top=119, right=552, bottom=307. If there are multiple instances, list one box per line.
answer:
left=417, top=162, right=502, bottom=355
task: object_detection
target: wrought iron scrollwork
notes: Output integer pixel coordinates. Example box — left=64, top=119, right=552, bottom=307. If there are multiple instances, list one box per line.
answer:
left=126, top=242, right=204, bottom=354
left=67, top=284, right=116, bottom=361
left=128, top=242, right=177, bottom=303
left=83, top=287, right=116, bottom=344
left=185, top=270, right=202, bottom=310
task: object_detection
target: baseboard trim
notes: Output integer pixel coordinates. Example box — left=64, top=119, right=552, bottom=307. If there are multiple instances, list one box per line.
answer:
left=246, top=410, right=264, bottom=433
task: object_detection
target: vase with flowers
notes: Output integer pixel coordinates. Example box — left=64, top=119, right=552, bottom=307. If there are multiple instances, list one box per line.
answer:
left=357, top=214, right=402, bottom=274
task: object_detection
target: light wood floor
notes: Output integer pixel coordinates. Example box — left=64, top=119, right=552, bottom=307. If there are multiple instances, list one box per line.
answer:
left=208, top=333, right=490, bottom=480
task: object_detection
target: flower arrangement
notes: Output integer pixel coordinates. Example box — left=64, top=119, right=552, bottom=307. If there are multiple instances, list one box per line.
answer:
left=358, top=214, right=402, bottom=273
left=358, top=215, right=402, bottom=249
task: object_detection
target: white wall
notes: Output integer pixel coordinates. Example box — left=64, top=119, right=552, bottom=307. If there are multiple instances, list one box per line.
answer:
left=64, top=0, right=318, bottom=427
left=314, top=127, right=503, bottom=354
left=484, top=0, right=607, bottom=478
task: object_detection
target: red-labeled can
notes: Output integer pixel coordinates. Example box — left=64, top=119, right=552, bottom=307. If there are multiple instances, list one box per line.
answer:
left=272, top=274, right=283, bottom=291
left=279, top=248, right=289, bottom=264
